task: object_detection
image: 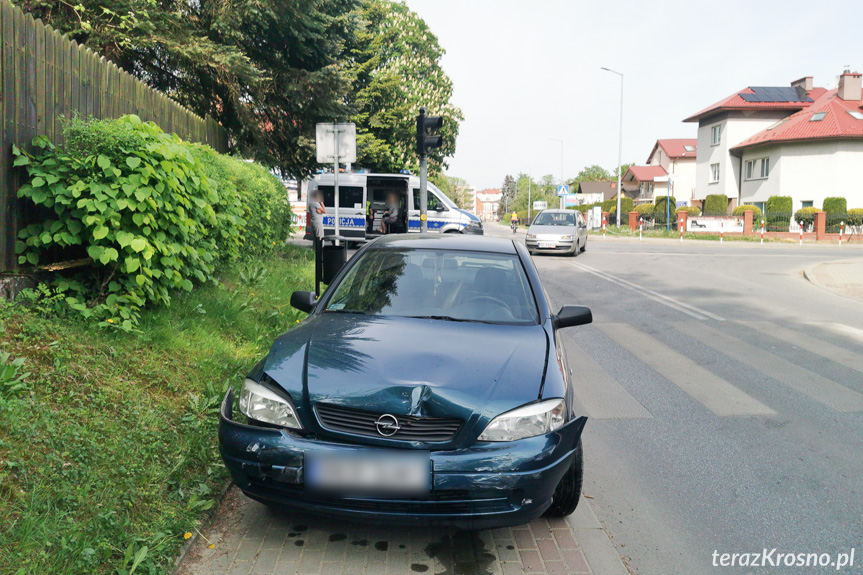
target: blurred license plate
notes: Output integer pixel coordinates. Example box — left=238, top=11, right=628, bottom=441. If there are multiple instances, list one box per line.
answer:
left=538, top=242, right=556, bottom=248
left=305, top=450, right=429, bottom=497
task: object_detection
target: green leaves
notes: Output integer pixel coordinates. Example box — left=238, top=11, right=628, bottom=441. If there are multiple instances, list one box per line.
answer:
left=126, top=156, right=142, bottom=169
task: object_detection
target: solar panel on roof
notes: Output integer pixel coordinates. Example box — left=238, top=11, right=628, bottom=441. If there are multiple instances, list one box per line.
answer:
left=740, top=86, right=812, bottom=103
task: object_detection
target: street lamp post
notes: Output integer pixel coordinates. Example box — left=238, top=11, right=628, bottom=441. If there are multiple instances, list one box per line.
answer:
left=601, top=67, right=624, bottom=227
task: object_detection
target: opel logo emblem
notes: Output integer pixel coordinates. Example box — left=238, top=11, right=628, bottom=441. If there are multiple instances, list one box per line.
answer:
left=375, top=414, right=401, bottom=437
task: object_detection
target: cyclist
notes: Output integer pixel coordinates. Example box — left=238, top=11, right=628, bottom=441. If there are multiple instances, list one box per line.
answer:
left=510, top=211, right=520, bottom=233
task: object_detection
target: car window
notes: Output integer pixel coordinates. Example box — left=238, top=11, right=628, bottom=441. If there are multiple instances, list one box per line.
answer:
left=412, top=189, right=447, bottom=211
left=318, top=185, right=364, bottom=209
left=325, top=248, right=539, bottom=324
left=533, top=212, right=575, bottom=226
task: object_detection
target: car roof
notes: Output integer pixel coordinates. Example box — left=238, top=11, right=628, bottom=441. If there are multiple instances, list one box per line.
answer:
left=535, top=209, right=577, bottom=214
left=369, top=234, right=518, bottom=254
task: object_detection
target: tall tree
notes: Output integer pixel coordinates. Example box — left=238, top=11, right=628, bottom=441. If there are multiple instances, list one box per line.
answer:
left=346, top=0, right=463, bottom=176
left=432, top=174, right=473, bottom=210
left=14, top=0, right=362, bottom=178
left=498, top=175, right=516, bottom=215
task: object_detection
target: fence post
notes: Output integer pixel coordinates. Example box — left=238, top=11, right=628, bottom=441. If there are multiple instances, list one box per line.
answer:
left=639, top=217, right=643, bottom=241
left=840, top=221, right=844, bottom=246
left=720, top=222, right=723, bottom=244
left=799, top=221, right=803, bottom=246
left=760, top=220, right=765, bottom=245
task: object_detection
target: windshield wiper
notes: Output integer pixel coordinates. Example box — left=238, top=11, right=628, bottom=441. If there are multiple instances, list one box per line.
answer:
left=406, top=315, right=475, bottom=323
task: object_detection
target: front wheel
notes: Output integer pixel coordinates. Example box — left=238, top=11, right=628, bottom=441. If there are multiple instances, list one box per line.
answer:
left=580, top=238, right=587, bottom=253
left=543, top=439, right=583, bottom=517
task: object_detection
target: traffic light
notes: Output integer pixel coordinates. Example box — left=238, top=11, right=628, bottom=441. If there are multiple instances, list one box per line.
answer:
left=416, top=107, right=443, bottom=157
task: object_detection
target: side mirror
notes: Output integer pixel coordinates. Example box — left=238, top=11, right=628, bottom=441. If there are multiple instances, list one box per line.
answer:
left=553, top=305, right=592, bottom=329
left=290, top=291, right=317, bottom=314
left=435, top=204, right=446, bottom=212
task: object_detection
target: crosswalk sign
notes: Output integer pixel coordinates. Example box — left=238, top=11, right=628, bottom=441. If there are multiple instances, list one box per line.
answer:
left=557, top=184, right=570, bottom=196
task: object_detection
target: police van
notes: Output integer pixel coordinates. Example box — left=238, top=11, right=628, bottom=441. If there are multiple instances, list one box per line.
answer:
left=305, top=172, right=483, bottom=241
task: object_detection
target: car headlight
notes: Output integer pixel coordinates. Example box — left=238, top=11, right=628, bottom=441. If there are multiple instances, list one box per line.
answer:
left=560, top=235, right=573, bottom=240
left=467, top=220, right=482, bottom=227
left=478, top=399, right=566, bottom=441
left=238, top=378, right=302, bottom=429
left=526, top=233, right=536, bottom=239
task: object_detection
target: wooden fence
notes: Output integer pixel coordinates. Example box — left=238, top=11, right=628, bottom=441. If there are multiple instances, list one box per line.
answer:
left=0, top=0, right=228, bottom=272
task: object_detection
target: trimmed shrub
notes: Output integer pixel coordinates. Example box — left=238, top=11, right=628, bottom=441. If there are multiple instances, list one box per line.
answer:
left=766, top=195, right=792, bottom=213
left=608, top=197, right=634, bottom=220
left=794, top=207, right=820, bottom=227
left=654, top=196, right=677, bottom=224
left=703, top=194, right=729, bottom=215
left=634, top=203, right=654, bottom=219
left=680, top=206, right=701, bottom=216
left=846, top=208, right=863, bottom=227
left=732, top=204, right=762, bottom=218
left=822, top=197, right=847, bottom=214
left=601, top=198, right=616, bottom=214
left=12, top=115, right=287, bottom=330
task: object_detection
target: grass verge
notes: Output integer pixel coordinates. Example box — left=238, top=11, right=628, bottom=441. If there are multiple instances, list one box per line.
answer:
left=0, top=245, right=313, bottom=575
left=604, top=226, right=782, bottom=242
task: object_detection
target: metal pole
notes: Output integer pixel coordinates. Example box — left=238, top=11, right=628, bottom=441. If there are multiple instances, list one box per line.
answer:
left=616, top=75, right=623, bottom=226
left=666, top=178, right=670, bottom=232
left=333, top=124, right=340, bottom=245
left=528, top=175, right=532, bottom=224
left=420, top=155, right=428, bottom=233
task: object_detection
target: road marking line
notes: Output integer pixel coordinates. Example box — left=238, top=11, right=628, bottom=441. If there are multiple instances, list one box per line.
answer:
left=598, top=323, right=774, bottom=416
left=808, top=322, right=863, bottom=346
left=673, top=322, right=863, bottom=413
left=563, top=333, right=653, bottom=420
left=740, top=321, right=863, bottom=374
left=568, top=261, right=725, bottom=321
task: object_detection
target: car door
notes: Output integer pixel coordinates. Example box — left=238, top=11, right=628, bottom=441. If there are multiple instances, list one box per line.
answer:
left=409, top=188, right=450, bottom=232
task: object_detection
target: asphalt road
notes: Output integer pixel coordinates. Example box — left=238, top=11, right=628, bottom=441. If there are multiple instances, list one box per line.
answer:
left=486, top=223, right=863, bottom=574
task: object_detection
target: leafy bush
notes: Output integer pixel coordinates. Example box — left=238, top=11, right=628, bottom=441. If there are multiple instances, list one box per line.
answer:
left=766, top=196, right=792, bottom=213
left=190, top=146, right=291, bottom=257
left=654, top=196, right=677, bottom=224
left=822, top=197, right=847, bottom=214
left=13, top=115, right=246, bottom=329
left=703, top=194, right=728, bottom=215
left=795, top=207, right=820, bottom=226
left=608, top=197, right=634, bottom=219
left=634, top=203, right=654, bottom=219
left=846, top=208, right=863, bottom=226
left=679, top=206, right=701, bottom=216
left=732, top=204, right=762, bottom=218
left=0, top=351, right=30, bottom=399
left=601, top=199, right=616, bottom=214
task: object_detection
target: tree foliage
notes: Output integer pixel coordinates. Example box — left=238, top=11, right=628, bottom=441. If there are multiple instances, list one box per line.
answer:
left=432, top=174, right=472, bottom=209
left=14, top=0, right=362, bottom=178
left=346, top=0, right=462, bottom=176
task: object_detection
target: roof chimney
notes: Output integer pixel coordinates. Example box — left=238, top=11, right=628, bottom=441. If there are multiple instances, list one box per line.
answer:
left=791, top=76, right=813, bottom=91
left=838, top=70, right=862, bottom=101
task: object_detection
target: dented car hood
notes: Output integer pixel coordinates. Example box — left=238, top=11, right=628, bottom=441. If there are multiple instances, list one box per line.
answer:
left=260, top=313, right=549, bottom=439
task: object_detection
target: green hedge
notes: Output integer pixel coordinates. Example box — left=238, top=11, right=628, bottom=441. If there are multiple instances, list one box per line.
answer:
left=766, top=196, right=792, bottom=213
left=822, top=197, right=847, bottom=214
left=654, top=196, right=677, bottom=224
left=846, top=208, right=863, bottom=226
left=679, top=206, right=701, bottom=216
left=608, top=197, right=634, bottom=220
left=795, top=206, right=820, bottom=226
left=13, top=115, right=290, bottom=330
left=732, top=204, right=762, bottom=218
left=703, top=194, right=728, bottom=215
left=634, top=203, right=654, bottom=219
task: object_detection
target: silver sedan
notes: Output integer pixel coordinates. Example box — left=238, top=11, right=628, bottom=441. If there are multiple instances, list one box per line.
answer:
left=525, top=209, right=588, bottom=256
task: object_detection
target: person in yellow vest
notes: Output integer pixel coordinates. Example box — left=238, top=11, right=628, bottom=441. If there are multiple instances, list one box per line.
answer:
left=510, top=211, right=520, bottom=233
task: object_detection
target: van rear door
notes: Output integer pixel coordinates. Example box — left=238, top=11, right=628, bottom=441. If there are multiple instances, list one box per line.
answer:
left=366, top=176, right=410, bottom=236
left=318, top=182, right=366, bottom=239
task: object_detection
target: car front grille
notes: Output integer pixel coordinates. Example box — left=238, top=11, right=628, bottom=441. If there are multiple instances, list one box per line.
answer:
left=314, top=403, right=462, bottom=442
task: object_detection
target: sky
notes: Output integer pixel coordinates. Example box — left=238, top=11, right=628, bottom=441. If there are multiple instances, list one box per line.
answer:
left=402, top=0, right=863, bottom=190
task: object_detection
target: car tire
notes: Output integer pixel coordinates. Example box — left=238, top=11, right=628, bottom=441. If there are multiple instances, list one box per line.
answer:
left=544, top=439, right=583, bottom=518
left=580, top=238, right=587, bottom=253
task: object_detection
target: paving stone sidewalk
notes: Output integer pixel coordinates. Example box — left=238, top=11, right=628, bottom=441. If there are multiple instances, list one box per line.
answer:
left=178, top=487, right=627, bottom=575
left=804, top=258, right=863, bottom=302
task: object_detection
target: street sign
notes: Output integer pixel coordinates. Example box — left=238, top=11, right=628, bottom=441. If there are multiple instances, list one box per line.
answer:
left=557, top=184, right=570, bottom=196
left=563, top=194, right=581, bottom=207
left=533, top=201, right=547, bottom=210
left=315, top=123, right=357, bottom=163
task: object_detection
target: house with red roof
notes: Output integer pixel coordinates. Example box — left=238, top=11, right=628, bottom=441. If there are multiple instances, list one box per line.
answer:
left=622, top=139, right=699, bottom=205
left=683, top=72, right=863, bottom=213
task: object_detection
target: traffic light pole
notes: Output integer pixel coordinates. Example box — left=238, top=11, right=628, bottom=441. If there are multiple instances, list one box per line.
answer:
left=420, top=155, right=428, bottom=233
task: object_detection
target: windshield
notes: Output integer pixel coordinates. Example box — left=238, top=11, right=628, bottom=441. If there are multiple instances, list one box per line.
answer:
left=325, top=248, right=539, bottom=324
left=532, top=212, right=575, bottom=226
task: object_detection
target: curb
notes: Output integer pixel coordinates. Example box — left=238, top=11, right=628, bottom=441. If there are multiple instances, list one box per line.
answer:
left=172, top=479, right=234, bottom=575
left=802, top=258, right=863, bottom=303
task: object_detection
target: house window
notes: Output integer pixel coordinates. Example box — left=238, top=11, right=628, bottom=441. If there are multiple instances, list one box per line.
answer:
left=710, top=163, right=720, bottom=183
left=683, top=145, right=695, bottom=152
left=810, top=112, right=827, bottom=122
left=647, top=182, right=654, bottom=196
left=848, top=111, right=863, bottom=120
left=801, top=201, right=813, bottom=208
left=711, top=125, right=722, bottom=145
left=745, top=157, right=770, bottom=181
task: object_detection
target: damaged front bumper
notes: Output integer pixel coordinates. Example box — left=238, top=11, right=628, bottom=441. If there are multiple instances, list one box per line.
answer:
left=218, top=388, right=587, bottom=530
